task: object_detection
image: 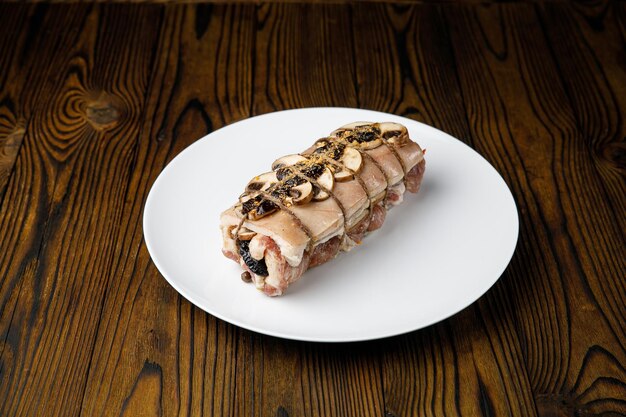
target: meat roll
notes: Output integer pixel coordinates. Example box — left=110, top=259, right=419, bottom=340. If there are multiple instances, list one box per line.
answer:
left=220, top=122, right=426, bottom=296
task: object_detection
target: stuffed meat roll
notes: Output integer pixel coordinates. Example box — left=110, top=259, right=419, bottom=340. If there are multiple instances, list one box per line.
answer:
left=220, top=122, right=426, bottom=296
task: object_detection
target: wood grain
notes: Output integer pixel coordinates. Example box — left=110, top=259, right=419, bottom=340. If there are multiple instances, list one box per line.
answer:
left=352, top=4, right=536, bottom=416
left=0, top=4, right=163, bottom=417
left=442, top=2, right=626, bottom=415
left=0, top=4, right=27, bottom=202
left=0, top=2, right=624, bottom=417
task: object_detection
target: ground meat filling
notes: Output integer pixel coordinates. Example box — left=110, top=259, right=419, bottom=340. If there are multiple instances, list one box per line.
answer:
left=368, top=203, right=386, bottom=232
left=346, top=212, right=372, bottom=243
left=308, top=236, right=342, bottom=268
left=405, top=159, right=425, bottom=193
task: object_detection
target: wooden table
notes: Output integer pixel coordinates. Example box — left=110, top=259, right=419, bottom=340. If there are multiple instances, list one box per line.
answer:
left=1, top=1, right=624, bottom=416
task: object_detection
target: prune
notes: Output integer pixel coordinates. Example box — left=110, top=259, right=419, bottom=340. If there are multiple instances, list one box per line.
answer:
left=238, top=240, right=269, bottom=276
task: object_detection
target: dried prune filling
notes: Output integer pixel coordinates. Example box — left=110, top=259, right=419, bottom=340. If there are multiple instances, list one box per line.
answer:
left=238, top=240, right=268, bottom=276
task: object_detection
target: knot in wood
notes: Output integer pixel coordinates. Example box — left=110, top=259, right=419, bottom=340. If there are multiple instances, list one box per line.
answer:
left=2, top=126, right=26, bottom=149
left=84, top=92, right=121, bottom=130
left=0, top=124, right=26, bottom=174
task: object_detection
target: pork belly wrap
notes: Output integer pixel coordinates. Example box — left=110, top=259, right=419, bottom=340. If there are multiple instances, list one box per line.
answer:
left=220, top=122, right=426, bottom=296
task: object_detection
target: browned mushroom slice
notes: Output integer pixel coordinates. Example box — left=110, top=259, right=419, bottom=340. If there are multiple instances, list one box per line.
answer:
left=310, top=165, right=334, bottom=200
left=247, top=199, right=279, bottom=220
left=239, top=193, right=255, bottom=205
left=330, top=121, right=372, bottom=136
left=272, top=154, right=308, bottom=171
left=342, top=146, right=363, bottom=170
left=336, top=146, right=362, bottom=180
left=289, top=181, right=313, bottom=205
left=313, top=138, right=330, bottom=148
left=240, top=194, right=279, bottom=220
left=246, top=171, right=278, bottom=192
left=294, top=162, right=335, bottom=200
left=379, top=122, right=409, bottom=144
left=332, top=166, right=353, bottom=182
left=334, top=123, right=383, bottom=150
left=270, top=180, right=312, bottom=205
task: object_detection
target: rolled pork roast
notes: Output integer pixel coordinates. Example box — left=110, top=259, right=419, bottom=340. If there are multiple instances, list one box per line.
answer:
left=220, top=122, right=426, bottom=296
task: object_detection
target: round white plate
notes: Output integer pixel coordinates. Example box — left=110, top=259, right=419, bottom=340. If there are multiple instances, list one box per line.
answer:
left=143, top=108, right=518, bottom=342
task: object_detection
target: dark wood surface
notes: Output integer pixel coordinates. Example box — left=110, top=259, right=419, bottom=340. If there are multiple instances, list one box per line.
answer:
left=0, top=1, right=624, bottom=416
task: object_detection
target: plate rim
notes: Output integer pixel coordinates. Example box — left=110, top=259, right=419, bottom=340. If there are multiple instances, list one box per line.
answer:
left=143, top=107, right=519, bottom=342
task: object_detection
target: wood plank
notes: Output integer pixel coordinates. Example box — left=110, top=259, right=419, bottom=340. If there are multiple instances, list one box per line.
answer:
left=353, top=3, right=470, bottom=140
left=0, top=4, right=163, bottom=417
left=531, top=2, right=626, bottom=414
left=352, top=3, right=537, bottom=416
left=539, top=0, right=626, bottom=233
left=5, top=0, right=563, bottom=4
left=253, top=2, right=357, bottom=113
left=78, top=4, right=258, bottom=417
left=442, top=2, right=626, bottom=415
left=0, top=4, right=54, bottom=202
left=0, top=4, right=30, bottom=202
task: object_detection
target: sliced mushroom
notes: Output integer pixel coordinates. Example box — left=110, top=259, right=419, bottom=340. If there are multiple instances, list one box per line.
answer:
left=271, top=154, right=307, bottom=171
left=267, top=177, right=313, bottom=207
left=330, top=128, right=348, bottom=138
left=239, top=192, right=256, bottom=205
left=311, top=165, right=335, bottom=200
left=379, top=122, right=408, bottom=144
left=362, top=140, right=382, bottom=150
left=351, top=131, right=383, bottom=150
left=246, top=171, right=278, bottom=192
left=310, top=143, right=339, bottom=161
left=333, top=166, right=354, bottom=182
left=247, top=199, right=278, bottom=220
left=335, top=125, right=383, bottom=150
left=288, top=181, right=313, bottom=205
left=332, top=121, right=373, bottom=135
left=332, top=147, right=357, bottom=182
left=338, top=146, right=362, bottom=174
left=313, top=138, right=330, bottom=148
left=239, top=193, right=279, bottom=220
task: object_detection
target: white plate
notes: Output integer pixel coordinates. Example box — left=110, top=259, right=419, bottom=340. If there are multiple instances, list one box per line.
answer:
left=143, top=108, right=518, bottom=342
